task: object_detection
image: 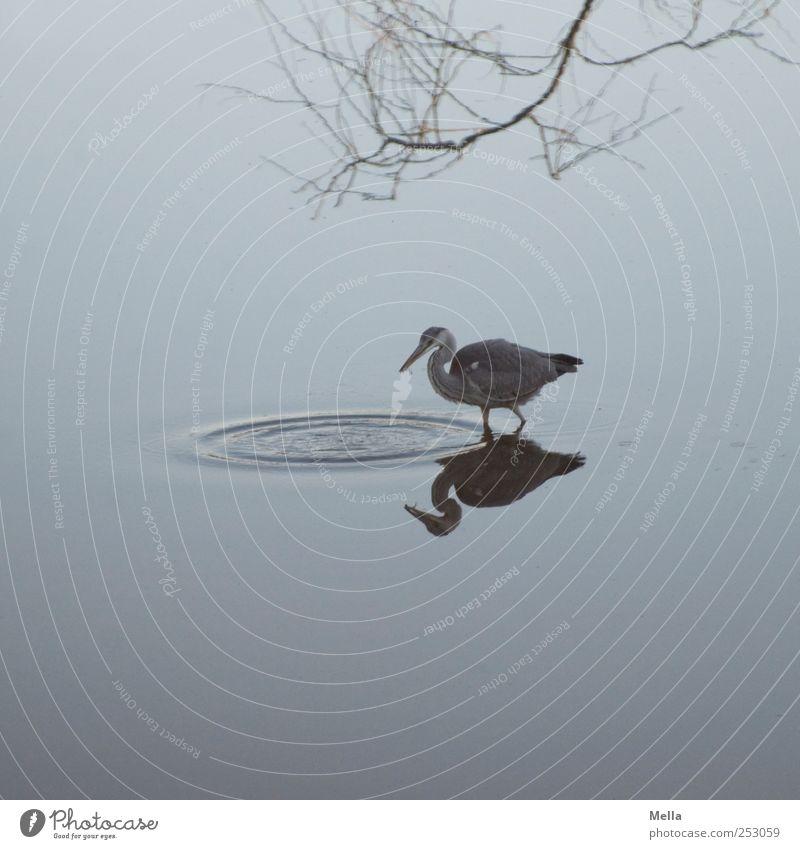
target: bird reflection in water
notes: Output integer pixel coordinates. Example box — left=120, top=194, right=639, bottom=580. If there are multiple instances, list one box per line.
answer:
left=405, top=435, right=585, bottom=536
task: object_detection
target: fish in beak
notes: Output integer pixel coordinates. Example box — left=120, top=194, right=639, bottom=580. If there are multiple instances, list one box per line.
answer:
left=399, top=339, right=433, bottom=372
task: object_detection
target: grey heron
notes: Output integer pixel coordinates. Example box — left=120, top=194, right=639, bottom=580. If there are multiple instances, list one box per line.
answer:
left=405, top=436, right=585, bottom=536
left=399, top=327, right=583, bottom=439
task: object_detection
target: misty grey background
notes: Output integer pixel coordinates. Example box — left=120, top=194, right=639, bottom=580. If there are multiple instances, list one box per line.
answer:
left=0, top=0, right=799, bottom=798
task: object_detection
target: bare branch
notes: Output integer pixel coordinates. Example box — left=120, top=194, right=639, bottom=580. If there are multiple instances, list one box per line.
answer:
left=225, top=0, right=795, bottom=210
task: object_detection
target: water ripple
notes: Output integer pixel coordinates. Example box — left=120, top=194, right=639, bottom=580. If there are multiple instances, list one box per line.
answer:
left=196, top=412, right=480, bottom=468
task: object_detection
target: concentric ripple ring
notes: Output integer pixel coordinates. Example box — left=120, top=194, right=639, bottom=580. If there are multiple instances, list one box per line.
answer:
left=196, top=412, right=481, bottom=468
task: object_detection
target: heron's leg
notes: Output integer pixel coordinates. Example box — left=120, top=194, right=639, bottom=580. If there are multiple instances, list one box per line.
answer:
left=481, top=407, right=493, bottom=441
left=512, top=405, right=526, bottom=432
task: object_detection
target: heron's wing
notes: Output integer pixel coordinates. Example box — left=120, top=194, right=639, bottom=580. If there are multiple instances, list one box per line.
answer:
left=451, top=339, right=558, bottom=403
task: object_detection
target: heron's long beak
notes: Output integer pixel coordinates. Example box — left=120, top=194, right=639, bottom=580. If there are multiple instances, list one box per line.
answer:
left=405, top=501, right=462, bottom=536
left=399, top=341, right=431, bottom=372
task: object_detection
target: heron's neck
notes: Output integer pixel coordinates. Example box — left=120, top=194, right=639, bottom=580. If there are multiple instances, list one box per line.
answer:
left=427, top=345, right=461, bottom=400
left=431, top=465, right=458, bottom=509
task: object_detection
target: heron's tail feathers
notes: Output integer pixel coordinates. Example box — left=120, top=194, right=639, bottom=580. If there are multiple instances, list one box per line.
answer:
left=548, top=353, right=583, bottom=375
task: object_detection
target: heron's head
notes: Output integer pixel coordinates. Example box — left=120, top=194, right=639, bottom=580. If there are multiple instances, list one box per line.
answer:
left=399, top=327, right=456, bottom=372
left=404, top=499, right=462, bottom=536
